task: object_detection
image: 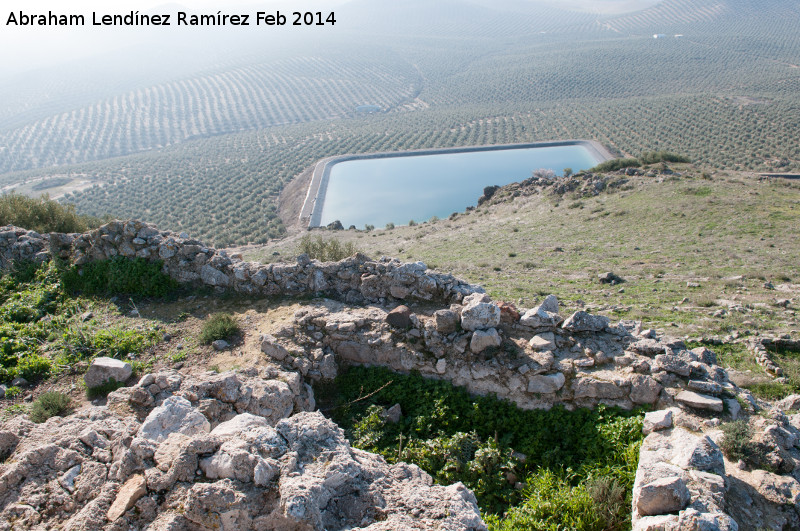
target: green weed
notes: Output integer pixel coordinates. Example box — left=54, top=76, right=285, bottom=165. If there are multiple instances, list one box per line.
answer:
left=29, top=391, right=72, bottom=423
left=200, top=313, right=239, bottom=344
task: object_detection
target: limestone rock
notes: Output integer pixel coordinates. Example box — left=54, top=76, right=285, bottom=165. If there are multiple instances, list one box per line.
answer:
left=636, top=476, right=690, bottom=516
left=260, top=334, right=289, bottom=361
left=630, top=374, right=663, bottom=405
left=643, top=410, right=673, bottom=434
left=519, top=295, right=561, bottom=329
left=529, top=332, right=556, bottom=351
left=107, top=474, right=147, bottom=521
left=676, top=390, right=724, bottom=413
left=139, top=396, right=211, bottom=443
left=471, top=328, right=502, bottom=353
left=527, top=373, right=565, bottom=394
left=461, top=294, right=501, bottom=331
left=84, top=357, right=132, bottom=388
left=561, top=311, right=609, bottom=332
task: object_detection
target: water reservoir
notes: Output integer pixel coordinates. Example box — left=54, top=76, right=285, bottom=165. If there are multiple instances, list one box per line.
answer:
left=302, top=140, right=612, bottom=229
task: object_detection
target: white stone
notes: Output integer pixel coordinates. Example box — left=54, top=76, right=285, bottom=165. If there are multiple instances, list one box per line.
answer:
left=636, top=476, right=690, bottom=516
left=461, top=297, right=501, bottom=331
left=643, top=410, right=673, bottom=434
left=138, top=396, right=211, bottom=443
left=470, top=328, right=502, bottom=353
left=211, top=413, right=270, bottom=439
left=84, top=357, right=132, bottom=388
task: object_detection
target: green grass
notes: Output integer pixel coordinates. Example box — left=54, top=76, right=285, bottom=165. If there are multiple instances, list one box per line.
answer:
left=61, top=256, right=178, bottom=297
left=0, top=260, right=162, bottom=384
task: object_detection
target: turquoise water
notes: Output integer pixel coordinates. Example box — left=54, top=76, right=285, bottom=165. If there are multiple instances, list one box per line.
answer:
left=317, top=144, right=600, bottom=229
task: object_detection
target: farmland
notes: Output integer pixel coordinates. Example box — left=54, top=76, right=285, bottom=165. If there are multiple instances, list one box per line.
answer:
left=0, top=0, right=798, bottom=246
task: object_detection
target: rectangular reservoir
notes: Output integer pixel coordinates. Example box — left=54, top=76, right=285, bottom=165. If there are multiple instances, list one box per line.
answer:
left=302, top=140, right=612, bottom=229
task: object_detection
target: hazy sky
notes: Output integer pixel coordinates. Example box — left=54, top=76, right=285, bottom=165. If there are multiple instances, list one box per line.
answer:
left=1, top=0, right=662, bottom=74
left=1, top=0, right=340, bottom=72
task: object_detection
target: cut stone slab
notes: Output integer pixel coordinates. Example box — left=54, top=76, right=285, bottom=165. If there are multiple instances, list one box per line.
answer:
left=528, top=332, right=556, bottom=351
left=643, top=409, right=673, bottom=434
left=84, top=357, right=132, bottom=389
left=107, top=474, right=147, bottom=521
left=636, top=476, right=690, bottom=516
left=676, top=390, right=724, bottom=413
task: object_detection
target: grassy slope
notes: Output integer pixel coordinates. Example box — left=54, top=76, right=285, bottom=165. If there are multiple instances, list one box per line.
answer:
left=247, top=166, right=800, bottom=339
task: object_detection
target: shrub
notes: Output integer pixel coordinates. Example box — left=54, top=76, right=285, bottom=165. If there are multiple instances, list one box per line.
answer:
left=639, top=151, right=691, bottom=165
left=385, top=222, right=395, bottom=230
left=29, top=391, right=72, bottom=423
left=0, top=193, right=103, bottom=234
left=298, top=235, right=358, bottom=262
left=200, top=313, right=239, bottom=344
left=590, top=158, right=641, bottom=173
left=60, top=256, right=177, bottom=297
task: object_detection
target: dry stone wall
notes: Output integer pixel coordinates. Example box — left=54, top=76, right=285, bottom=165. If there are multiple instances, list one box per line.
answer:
left=0, top=221, right=480, bottom=305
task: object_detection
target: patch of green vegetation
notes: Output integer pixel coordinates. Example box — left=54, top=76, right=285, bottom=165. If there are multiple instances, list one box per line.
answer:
left=0, top=193, right=103, bottom=234
left=29, top=391, right=72, bottom=423
left=58, top=325, right=159, bottom=364
left=589, top=158, right=641, bottom=173
left=61, top=256, right=177, bottom=297
left=0, top=260, right=162, bottom=384
left=320, top=366, right=643, bottom=527
left=199, top=313, right=240, bottom=344
left=639, top=151, right=691, bottom=165
left=298, top=235, right=359, bottom=262
left=720, top=420, right=777, bottom=472
left=746, top=381, right=797, bottom=401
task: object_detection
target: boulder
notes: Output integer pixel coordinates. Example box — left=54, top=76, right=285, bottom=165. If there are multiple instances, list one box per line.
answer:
left=138, top=396, right=211, bottom=443
left=210, top=413, right=270, bottom=439
left=778, top=394, right=800, bottom=411
left=386, top=305, right=413, bottom=329
left=471, top=328, right=502, bottom=353
left=598, top=271, right=625, bottom=285
left=84, top=357, right=132, bottom=389
left=636, top=476, right=691, bottom=516
left=654, top=354, right=691, bottom=377
left=260, top=334, right=289, bottom=361
left=461, top=295, right=501, bottom=331
left=561, top=311, right=609, bottom=332
left=519, top=295, right=561, bottom=329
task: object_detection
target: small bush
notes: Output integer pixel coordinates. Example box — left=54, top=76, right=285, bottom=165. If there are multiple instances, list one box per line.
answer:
left=200, top=313, right=239, bottom=344
left=29, top=391, right=72, bottom=423
left=590, top=158, right=641, bottom=173
left=0, top=193, right=103, bottom=234
left=298, top=235, right=358, bottom=262
left=639, top=151, right=691, bottom=165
